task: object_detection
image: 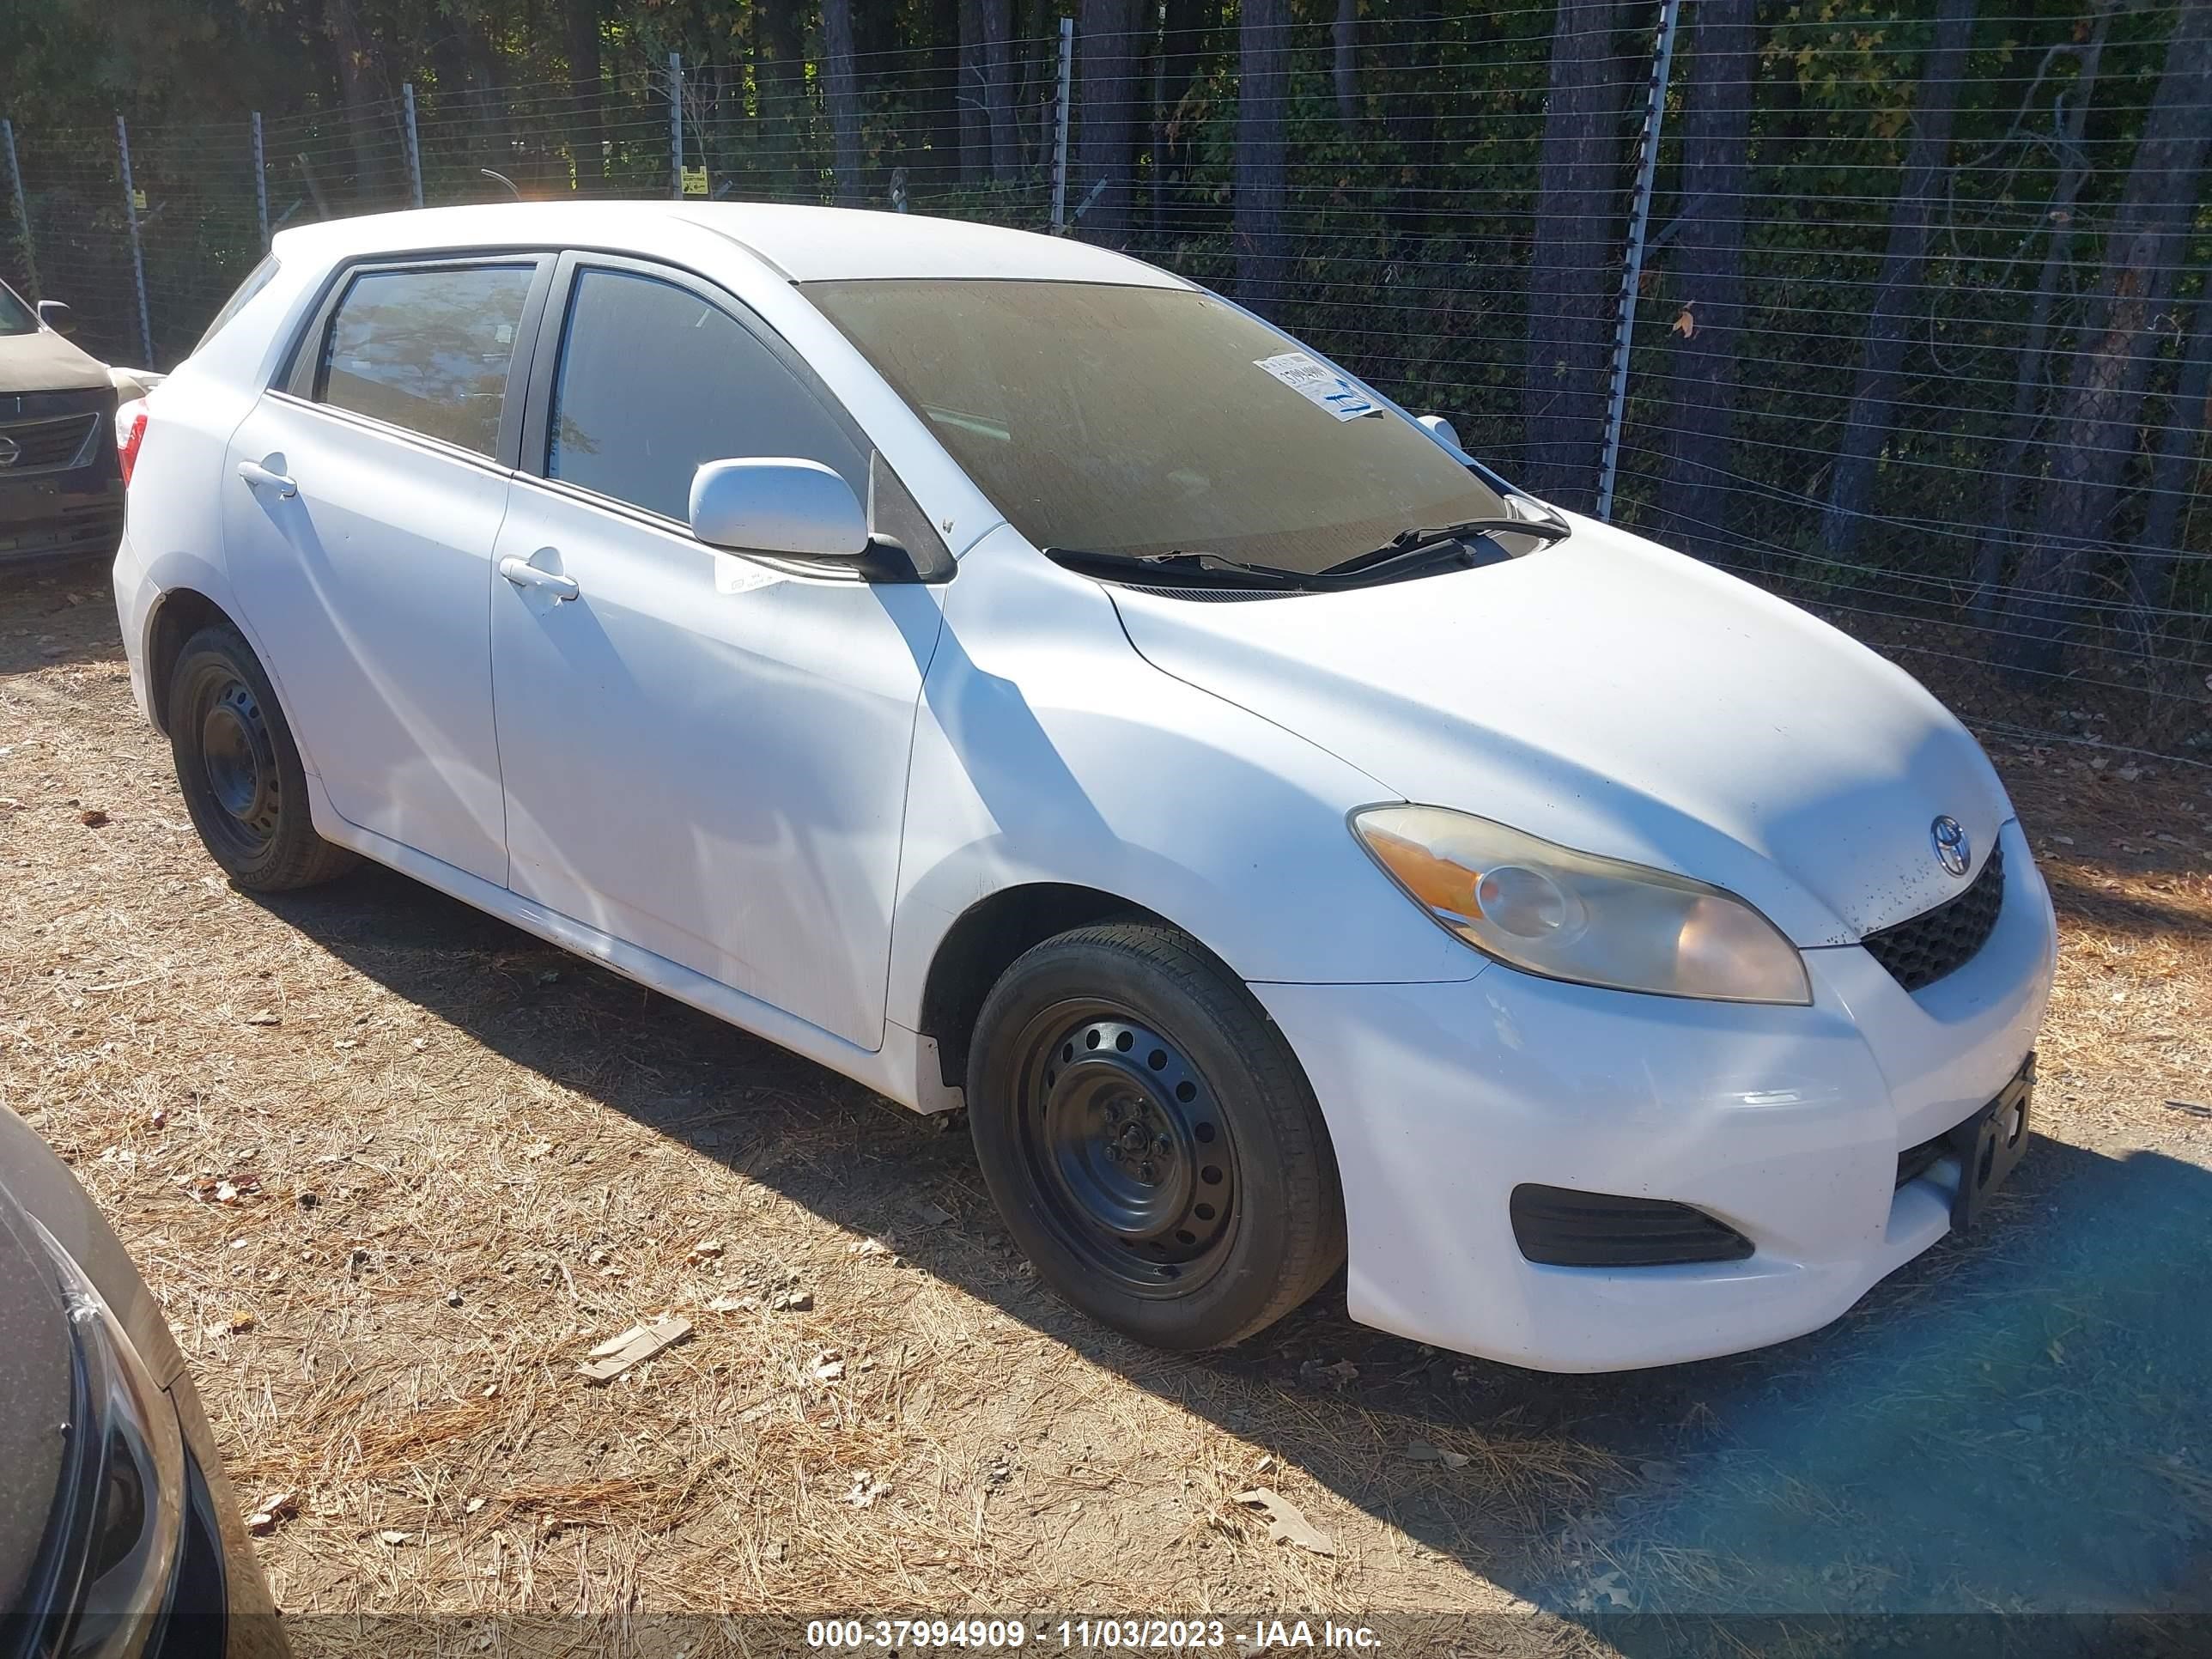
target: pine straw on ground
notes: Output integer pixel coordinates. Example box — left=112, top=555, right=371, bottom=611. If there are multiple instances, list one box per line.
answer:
left=3, top=563, right=2209, bottom=1647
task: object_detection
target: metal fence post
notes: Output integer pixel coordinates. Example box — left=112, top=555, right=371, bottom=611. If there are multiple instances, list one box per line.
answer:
left=1050, top=17, right=1073, bottom=232
left=251, top=112, right=270, bottom=248
left=669, top=52, right=684, bottom=201
left=116, top=114, right=153, bottom=366
left=1594, top=0, right=1682, bottom=523
left=2, top=118, right=36, bottom=301
left=402, top=83, right=424, bottom=209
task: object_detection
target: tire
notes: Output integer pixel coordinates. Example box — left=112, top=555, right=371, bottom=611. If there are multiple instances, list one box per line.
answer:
left=167, top=623, right=357, bottom=891
left=967, top=922, right=1346, bottom=1350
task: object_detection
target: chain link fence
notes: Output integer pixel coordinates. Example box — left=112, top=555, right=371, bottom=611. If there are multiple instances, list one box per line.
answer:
left=3, top=8, right=2207, bottom=763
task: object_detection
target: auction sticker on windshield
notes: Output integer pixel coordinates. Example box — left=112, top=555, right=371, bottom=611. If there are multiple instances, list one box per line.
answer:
left=1254, top=350, right=1378, bottom=422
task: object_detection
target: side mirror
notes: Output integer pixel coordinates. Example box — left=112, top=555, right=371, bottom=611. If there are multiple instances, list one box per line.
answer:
left=1416, top=413, right=1462, bottom=452
left=690, top=458, right=869, bottom=560
left=37, top=300, right=76, bottom=337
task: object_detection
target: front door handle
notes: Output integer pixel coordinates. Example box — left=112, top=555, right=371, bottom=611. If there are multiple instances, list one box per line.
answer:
left=499, top=555, right=580, bottom=602
left=236, top=459, right=296, bottom=498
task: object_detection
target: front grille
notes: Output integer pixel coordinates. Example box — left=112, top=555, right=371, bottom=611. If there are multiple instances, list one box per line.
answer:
left=1862, top=845, right=2006, bottom=993
left=0, top=497, right=125, bottom=561
left=1510, top=1184, right=1753, bottom=1267
left=0, top=411, right=100, bottom=473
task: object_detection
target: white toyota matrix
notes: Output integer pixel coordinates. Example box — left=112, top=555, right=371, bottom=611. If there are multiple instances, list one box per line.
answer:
left=112, top=203, right=2057, bottom=1372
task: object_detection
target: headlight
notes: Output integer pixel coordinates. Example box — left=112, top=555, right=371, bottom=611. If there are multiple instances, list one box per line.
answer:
left=18, top=1212, right=187, bottom=1659
left=1352, top=805, right=1811, bottom=1005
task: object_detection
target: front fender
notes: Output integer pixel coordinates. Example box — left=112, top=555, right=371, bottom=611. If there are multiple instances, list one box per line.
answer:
left=884, top=530, right=1478, bottom=1029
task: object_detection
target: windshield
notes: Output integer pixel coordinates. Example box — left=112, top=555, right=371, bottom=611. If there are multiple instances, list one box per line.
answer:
left=805, top=278, right=1511, bottom=572
left=0, top=282, right=35, bottom=337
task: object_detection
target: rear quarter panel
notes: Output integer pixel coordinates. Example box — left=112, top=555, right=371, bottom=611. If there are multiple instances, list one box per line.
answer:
left=117, top=251, right=329, bottom=737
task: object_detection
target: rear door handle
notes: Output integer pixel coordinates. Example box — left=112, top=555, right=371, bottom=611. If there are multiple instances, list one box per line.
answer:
left=499, top=555, right=580, bottom=602
left=236, top=459, right=296, bottom=498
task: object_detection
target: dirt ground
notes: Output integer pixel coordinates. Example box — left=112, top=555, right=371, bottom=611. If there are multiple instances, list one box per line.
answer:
left=4, top=561, right=2211, bottom=1654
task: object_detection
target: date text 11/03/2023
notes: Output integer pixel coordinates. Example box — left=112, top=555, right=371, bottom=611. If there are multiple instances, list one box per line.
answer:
left=804, top=1620, right=1385, bottom=1651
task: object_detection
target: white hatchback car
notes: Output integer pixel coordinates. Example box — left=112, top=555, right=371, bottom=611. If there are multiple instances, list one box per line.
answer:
left=114, top=203, right=2056, bottom=1372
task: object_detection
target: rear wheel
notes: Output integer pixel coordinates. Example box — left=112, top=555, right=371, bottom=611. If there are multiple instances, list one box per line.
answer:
left=168, top=623, right=356, bottom=891
left=967, top=922, right=1344, bottom=1350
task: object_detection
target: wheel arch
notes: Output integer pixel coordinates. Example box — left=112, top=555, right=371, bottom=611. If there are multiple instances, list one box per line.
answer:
left=916, top=882, right=1218, bottom=1090
left=144, top=586, right=239, bottom=737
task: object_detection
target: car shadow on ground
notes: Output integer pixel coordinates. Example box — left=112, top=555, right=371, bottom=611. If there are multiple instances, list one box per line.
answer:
left=242, top=860, right=2212, bottom=1644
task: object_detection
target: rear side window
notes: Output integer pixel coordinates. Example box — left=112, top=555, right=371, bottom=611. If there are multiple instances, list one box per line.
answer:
left=194, top=254, right=280, bottom=355
left=315, top=264, right=534, bottom=456
left=545, top=267, right=866, bottom=521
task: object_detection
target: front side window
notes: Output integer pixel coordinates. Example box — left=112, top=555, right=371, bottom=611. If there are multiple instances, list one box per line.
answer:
left=315, top=263, right=535, bottom=456
left=805, top=278, right=1511, bottom=573
left=546, top=268, right=866, bottom=522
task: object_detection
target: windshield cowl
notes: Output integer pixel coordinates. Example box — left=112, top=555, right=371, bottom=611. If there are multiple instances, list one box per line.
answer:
left=1044, top=511, right=1567, bottom=595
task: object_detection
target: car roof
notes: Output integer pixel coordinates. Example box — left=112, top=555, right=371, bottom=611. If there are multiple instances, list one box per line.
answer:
left=269, top=200, right=1191, bottom=289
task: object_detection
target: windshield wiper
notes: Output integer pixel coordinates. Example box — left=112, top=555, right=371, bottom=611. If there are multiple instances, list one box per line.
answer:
left=1042, top=546, right=1314, bottom=591
left=1318, top=513, right=1571, bottom=586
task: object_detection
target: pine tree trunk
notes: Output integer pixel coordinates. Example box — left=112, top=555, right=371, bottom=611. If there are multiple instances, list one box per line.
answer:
left=963, top=0, right=1017, bottom=185
left=1333, top=0, right=1360, bottom=131
left=1522, top=0, right=1632, bottom=508
left=1816, top=0, right=1978, bottom=556
left=980, top=0, right=1018, bottom=180
left=1966, top=17, right=2112, bottom=617
left=756, top=0, right=806, bottom=198
left=1236, top=0, right=1290, bottom=304
left=1079, top=0, right=1143, bottom=242
left=1382, top=9, right=1438, bottom=249
left=926, top=0, right=963, bottom=191
left=1999, top=0, right=2212, bottom=678
left=327, top=0, right=387, bottom=203
left=1656, top=0, right=1754, bottom=560
left=823, top=0, right=864, bottom=205
left=2125, top=280, right=2212, bottom=632
left=1152, top=0, right=1210, bottom=233
left=565, top=0, right=605, bottom=192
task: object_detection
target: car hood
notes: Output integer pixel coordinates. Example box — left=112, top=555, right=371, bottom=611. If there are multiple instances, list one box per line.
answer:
left=0, top=1195, right=72, bottom=1620
left=0, top=327, right=112, bottom=394
left=1108, top=515, right=2013, bottom=945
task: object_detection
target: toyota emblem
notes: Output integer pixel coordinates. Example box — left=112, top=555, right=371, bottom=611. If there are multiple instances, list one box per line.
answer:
left=1930, top=815, right=1971, bottom=878
left=0, top=433, right=18, bottom=468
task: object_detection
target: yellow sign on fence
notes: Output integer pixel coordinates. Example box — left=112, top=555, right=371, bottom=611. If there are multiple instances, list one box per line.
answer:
left=681, top=167, right=708, bottom=198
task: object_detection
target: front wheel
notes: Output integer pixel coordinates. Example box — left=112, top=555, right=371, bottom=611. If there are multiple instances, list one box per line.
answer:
left=967, top=922, right=1345, bottom=1350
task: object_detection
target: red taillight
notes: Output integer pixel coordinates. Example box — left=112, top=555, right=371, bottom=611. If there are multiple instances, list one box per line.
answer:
left=116, top=398, right=149, bottom=487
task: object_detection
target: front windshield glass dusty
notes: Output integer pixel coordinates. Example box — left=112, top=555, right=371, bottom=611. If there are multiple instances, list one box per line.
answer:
left=805, top=277, right=1510, bottom=573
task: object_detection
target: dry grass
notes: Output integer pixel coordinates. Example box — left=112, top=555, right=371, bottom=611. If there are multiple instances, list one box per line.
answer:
left=3, top=562, right=2209, bottom=1644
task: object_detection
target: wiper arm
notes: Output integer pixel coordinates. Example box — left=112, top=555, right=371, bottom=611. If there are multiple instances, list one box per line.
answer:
left=1321, top=514, right=1571, bottom=585
left=1042, top=546, right=1314, bottom=590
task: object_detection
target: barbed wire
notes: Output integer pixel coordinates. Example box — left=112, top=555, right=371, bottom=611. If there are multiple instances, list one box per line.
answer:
left=1, top=17, right=2204, bottom=763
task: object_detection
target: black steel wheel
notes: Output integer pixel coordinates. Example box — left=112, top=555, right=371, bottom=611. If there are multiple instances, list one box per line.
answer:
left=1015, top=1007, right=1239, bottom=1296
left=194, top=674, right=283, bottom=859
left=168, top=623, right=356, bottom=891
left=968, top=922, right=1345, bottom=1351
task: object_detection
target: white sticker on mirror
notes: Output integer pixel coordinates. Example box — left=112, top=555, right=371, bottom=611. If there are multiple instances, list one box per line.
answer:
left=1254, top=351, right=1378, bottom=422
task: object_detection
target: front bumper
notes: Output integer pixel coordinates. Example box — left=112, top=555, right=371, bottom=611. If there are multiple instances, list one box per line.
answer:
left=0, top=474, right=124, bottom=565
left=1, top=392, right=124, bottom=566
left=1255, top=818, right=2058, bottom=1372
left=0, top=1106, right=286, bottom=1656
